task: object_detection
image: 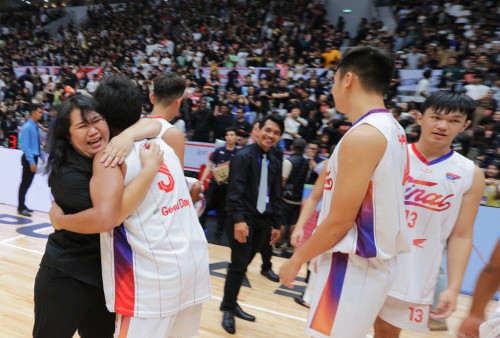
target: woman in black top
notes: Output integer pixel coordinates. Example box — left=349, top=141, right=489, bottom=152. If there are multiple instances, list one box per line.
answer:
left=34, top=95, right=162, bottom=338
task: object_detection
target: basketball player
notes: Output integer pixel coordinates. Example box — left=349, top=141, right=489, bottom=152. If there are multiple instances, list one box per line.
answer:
left=51, top=75, right=211, bottom=337
left=374, top=92, right=484, bottom=336
left=100, top=72, right=186, bottom=168
left=279, top=46, right=410, bottom=337
left=459, top=239, right=500, bottom=338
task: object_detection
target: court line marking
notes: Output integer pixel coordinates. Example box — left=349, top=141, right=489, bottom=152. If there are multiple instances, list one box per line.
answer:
left=0, top=224, right=52, bottom=245
left=0, top=220, right=307, bottom=323
left=0, top=241, right=44, bottom=255
left=211, top=295, right=307, bottom=322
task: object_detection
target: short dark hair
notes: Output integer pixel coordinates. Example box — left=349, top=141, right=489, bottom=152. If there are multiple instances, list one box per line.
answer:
left=292, top=138, right=306, bottom=152
left=225, top=126, right=237, bottom=135
left=153, top=72, right=186, bottom=106
left=421, top=91, right=476, bottom=121
left=30, top=102, right=43, bottom=113
left=337, top=46, right=394, bottom=94
left=259, top=114, right=284, bottom=134
left=93, top=75, right=142, bottom=131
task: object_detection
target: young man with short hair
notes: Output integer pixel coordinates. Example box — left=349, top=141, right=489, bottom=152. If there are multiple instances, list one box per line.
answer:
left=221, top=115, right=284, bottom=334
left=101, top=72, right=187, bottom=169
left=279, top=46, right=410, bottom=337
left=199, top=126, right=238, bottom=241
left=374, top=91, right=484, bottom=336
left=18, top=103, right=44, bottom=216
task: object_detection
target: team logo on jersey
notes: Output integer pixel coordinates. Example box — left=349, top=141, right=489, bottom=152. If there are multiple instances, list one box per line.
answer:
left=405, top=176, right=454, bottom=211
left=158, top=162, right=175, bottom=193
left=445, top=173, right=461, bottom=182
left=412, top=238, right=427, bottom=248
left=398, top=134, right=407, bottom=148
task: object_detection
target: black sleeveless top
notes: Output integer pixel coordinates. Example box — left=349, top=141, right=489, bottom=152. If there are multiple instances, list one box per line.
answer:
left=41, top=149, right=103, bottom=288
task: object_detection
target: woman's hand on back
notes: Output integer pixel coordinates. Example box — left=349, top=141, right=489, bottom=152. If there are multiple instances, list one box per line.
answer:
left=49, top=201, right=65, bottom=230
left=139, top=142, right=164, bottom=172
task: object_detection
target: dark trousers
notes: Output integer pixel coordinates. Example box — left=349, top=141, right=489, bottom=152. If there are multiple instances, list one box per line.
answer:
left=221, top=215, right=273, bottom=311
left=18, top=154, right=37, bottom=211
left=33, top=266, right=115, bottom=338
left=199, top=182, right=227, bottom=237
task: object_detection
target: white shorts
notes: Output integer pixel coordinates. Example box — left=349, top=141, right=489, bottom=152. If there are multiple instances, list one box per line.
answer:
left=304, top=252, right=396, bottom=338
left=378, top=296, right=431, bottom=333
left=114, top=304, right=203, bottom=338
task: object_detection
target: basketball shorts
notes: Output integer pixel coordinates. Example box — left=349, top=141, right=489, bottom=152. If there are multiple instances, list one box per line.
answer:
left=378, top=296, right=431, bottom=333
left=304, top=252, right=396, bottom=338
left=114, top=304, right=202, bottom=338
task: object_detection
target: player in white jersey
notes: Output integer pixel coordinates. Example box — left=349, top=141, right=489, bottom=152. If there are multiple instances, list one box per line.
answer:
left=280, top=46, right=410, bottom=338
left=100, top=72, right=186, bottom=170
left=375, top=92, right=485, bottom=336
left=51, top=75, right=211, bottom=338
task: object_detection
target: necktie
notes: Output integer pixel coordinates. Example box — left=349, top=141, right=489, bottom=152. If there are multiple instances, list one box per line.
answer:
left=257, top=154, right=268, bottom=213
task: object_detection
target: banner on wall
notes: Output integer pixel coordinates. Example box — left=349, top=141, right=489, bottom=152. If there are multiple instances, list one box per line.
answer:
left=14, top=65, right=442, bottom=94
left=14, top=66, right=104, bottom=80
left=398, top=69, right=443, bottom=93
left=195, top=67, right=329, bottom=87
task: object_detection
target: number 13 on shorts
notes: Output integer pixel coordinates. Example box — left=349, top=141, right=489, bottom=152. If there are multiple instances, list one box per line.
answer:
left=407, top=304, right=431, bottom=331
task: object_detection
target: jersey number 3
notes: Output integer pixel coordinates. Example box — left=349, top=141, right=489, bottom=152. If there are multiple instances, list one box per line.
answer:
left=158, top=162, right=175, bottom=193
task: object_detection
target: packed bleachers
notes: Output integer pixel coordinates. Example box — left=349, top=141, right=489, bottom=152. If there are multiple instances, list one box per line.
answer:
left=0, top=0, right=499, bottom=176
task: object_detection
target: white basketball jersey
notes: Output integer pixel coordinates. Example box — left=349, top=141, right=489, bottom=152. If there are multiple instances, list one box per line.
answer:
left=101, top=138, right=211, bottom=318
left=317, top=110, right=410, bottom=260
left=389, top=143, right=474, bottom=304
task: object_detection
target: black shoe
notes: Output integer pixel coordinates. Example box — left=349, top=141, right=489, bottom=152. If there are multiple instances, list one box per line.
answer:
left=222, top=311, right=235, bottom=334
left=294, top=296, right=310, bottom=308
left=25, top=207, right=34, bottom=213
left=233, top=303, right=255, bottom=322
left=18, top=209, right=32, bottom=217
left=261, top=268, right=280, bottom=282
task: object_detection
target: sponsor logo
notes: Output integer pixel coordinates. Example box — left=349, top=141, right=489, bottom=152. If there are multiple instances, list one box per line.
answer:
left=324, top=171, right=333, bottom=191
left=446, top=172, right=461, bottom=182
left=412, top=238, right=427, bottom=248
left=161, top=198, right=191, bottom=216
left=398, top=134, right=407, bottom=147
left=405, top=176, right=454, bottom=211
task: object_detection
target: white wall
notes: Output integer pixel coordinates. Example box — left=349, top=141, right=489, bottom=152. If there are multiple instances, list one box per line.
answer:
left=326, top=0, right=375, bottom=35
left=0, top=148, right=52, bottom=213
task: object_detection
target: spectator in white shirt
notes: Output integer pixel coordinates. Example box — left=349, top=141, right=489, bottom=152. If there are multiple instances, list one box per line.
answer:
left=464, top=76, right=491, bottom=101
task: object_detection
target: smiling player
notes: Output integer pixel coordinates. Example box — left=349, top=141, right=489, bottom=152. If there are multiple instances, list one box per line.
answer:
left=375, top=91, right=485, bottom=336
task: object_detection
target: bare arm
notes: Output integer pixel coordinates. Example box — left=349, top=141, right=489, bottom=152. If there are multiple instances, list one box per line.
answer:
left=162, top=127, right=185, bottom=170
left=280, top=125, right=387, bottom=287
left=200, top=161, right=214, bottom=182
left=433, top=166, right=485, bottom=319
left=290, top=163, right=327, bottom=248
left=459, top=239, right=500, bottom=337
left=101, top=118, right=164, bottom=167
left=50, top=151, right=123, bottom=233
left=116, top=142, right=164, bottom=224
left=50, top=143, right=163, bottom=232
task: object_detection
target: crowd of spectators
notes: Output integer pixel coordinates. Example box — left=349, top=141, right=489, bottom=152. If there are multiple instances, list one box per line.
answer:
left=0, top=0, right=499, bottom=201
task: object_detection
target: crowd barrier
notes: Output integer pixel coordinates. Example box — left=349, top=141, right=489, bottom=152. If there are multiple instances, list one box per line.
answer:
left=1, top=146, right=498, bottom=299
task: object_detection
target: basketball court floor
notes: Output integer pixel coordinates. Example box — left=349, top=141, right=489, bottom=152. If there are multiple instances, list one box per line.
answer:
left=0, top=203, right=496, bottom=337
